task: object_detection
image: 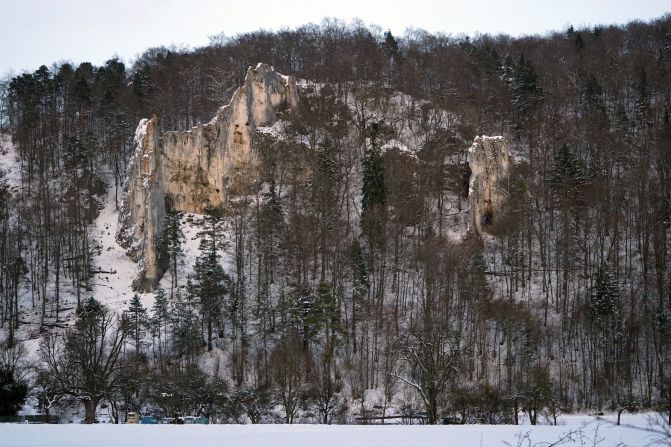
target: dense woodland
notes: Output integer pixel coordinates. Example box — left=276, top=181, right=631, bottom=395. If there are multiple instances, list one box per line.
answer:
left=0, top=16, right=670, bottom=425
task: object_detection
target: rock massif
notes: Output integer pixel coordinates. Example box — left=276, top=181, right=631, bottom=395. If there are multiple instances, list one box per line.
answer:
left=118, top=63, right=299, bottom=290
left=468, top=135, right=510, bottom=236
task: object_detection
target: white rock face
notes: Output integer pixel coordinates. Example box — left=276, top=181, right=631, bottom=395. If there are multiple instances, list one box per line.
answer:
left=118, top=64, right=299, bottom=290
left=468, top=135, right=510, bottom=236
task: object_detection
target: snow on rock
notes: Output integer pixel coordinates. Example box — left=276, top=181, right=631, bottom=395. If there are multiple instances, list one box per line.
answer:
left=256, top=120, right=286, bottom=138
left=380, top=139, right=416, bottom=158
left=118, top=64, right=299, bottom=291
left=468, top=135, right=510, bottom=237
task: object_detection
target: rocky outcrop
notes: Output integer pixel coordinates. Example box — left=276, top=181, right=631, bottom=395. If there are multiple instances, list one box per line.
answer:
left=118, top=63, right=299, bottom=291
left=468, top=135, right=510, bottom=236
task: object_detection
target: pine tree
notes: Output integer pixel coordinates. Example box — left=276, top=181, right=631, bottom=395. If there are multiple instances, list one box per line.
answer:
left=589, top=264, right=621, bottom=386
left=190, top=206, right=230, bottom=352
left=350, top=239, right=369, bottom=297
left=505, top=54, right=543, bottom=134
left=383, top=30, right=399, bottom=62
left=315, top=282, right=341, bottom=367
left=361, top=123, right=386, bottom=243
left=315, top=137, right=339, bottom=281
left=198, top=206, right=225, bottom=257
left=466, top=251, right=490, bottom=303
left=0, top=368, right=28, bottom=417
left=634, top=67, right=651, bottom=130
left=590, top=265, right=619, bottom=329
left=159, top=209, right=185, bottom=297
left=549, top=144, right=588, bottom=206
left=349, top=239, right=369, bottom=352
left=382, top=30, right=400, bottom=86
left=151, top=287, right=170, bottom=366
left=76, top=297, right=103, bottom=328
left=258, top=179, right=284, bottom=284
left=126, top=294, right=148, bottom=360
left=170, top=289, right=201, bottom=365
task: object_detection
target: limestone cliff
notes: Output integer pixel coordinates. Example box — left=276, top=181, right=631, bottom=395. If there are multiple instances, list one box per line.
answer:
left=118, top=63, right=299, bottom=290
left=468, top=135, right=510, bottom=236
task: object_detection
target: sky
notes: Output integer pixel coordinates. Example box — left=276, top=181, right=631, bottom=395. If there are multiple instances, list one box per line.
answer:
left=1, top=0, right=669, bottom=75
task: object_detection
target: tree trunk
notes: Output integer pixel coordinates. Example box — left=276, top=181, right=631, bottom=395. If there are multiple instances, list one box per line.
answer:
left=84, top=398, right=98, bottom=424
left=428, top=397, right=438, bottom=425
left=207, top=317, right=213, bottom=352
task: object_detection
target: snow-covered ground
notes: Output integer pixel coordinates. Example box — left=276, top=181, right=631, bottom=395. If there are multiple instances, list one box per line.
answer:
left=1, top=414, right=668, bottom=447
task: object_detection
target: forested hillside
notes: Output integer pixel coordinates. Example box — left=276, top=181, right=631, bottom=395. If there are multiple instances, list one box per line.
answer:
left=0, top=16, right=670, bottom=425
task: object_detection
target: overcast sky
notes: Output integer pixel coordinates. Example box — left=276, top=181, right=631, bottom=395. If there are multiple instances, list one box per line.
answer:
left=1, top=0, right=669, bottom=75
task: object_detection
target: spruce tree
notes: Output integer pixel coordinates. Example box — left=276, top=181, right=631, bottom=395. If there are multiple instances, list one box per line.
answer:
left=159, top=209, right=185, bottom=297
left=382, top=30, right=400, bottom=86
left=0, top=369, right=27, bottom=416
left=126, top=294, right=148, bottom=360
left=258, top=179, right=284, bottom=284
left=151, top=287, right=170, bottom=365
left=349, top=239, right=368, bottom=352
left=190, top=206, right=231, bottom=352
left=590, top=265, right=619, bottom=329
left=361, top=123, right=386, bottom=244
left=170, top=289, right=201, bottom=365
left=550, top=144, right=588, bottom=206
left=511, top=54, right=542, bottom=124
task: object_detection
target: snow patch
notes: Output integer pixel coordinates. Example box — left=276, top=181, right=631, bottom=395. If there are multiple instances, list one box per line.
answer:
left=0, top=133, right=22, bottom=190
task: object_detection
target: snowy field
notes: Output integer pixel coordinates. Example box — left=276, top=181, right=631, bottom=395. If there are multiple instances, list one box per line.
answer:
left=1, top=414, right=669, bottom=447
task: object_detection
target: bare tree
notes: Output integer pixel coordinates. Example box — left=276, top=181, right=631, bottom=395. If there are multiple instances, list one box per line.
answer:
left=271, top=335, right=307, bottom=423
left=393, top=329, right=461, bottom=424
left=38, top=298, right=128, bottom=423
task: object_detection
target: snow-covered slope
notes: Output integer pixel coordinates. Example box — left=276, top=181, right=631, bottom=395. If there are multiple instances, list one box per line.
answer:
left=0, top=133, right=22, bottom=191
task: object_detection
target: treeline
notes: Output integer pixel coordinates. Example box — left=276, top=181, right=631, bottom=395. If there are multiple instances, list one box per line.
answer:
left=0, top=16, right=670, bottom=424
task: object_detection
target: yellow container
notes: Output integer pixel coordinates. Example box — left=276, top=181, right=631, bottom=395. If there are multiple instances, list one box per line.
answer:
left=127, top=412, right=139, bottom=424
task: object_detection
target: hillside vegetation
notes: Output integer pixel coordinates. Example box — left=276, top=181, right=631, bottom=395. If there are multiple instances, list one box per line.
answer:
left=0, top=16, right=670, bottom=425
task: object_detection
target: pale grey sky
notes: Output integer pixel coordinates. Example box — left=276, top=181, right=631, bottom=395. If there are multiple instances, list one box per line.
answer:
left=1, top=0, right=669, bottom=75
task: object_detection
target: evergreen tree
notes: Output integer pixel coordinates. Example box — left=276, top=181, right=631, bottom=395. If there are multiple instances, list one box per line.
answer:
left=549, top=144, right=588, bottom=206
left=315, top=283, right=342, bottom=367
left=171, top=289, right=202, bottom=365
left=361, top=123, right=386, bottom=243
left=297, top=283, right=341, bottom=352
left=76, top=297, right=103, bottom=328
left=590, top=265, right=620, bottom=329
left=0, top=341, right=28, bottom=417
left=634, top=67, right=651, bottom=130
left=126, top=294, right=148, bottom=360
left=258, top=179, right=284, bottom=284
left=350, top=239, right=369, bottom=297
left=190, top=207, right=231, bottom=352
left=159, top=209, right=185, bottom=296
left=314, top=137, right=339, bottom=281
left=349, top=239, right=369, bottom=353
left=382, top=29, right=400, bottom=86
left=198, top=206, right=225, bottom=257
left=589, top=264, right=621, bottom=387
left=504, top=54, right=543, bottom=134
left=151, top=287, right=170, bottom=366
left=0, top=368, right=27, bottom=416
left=383, top=30, right=399, bottom=62
left=466, top=250, right=491, bottom=304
